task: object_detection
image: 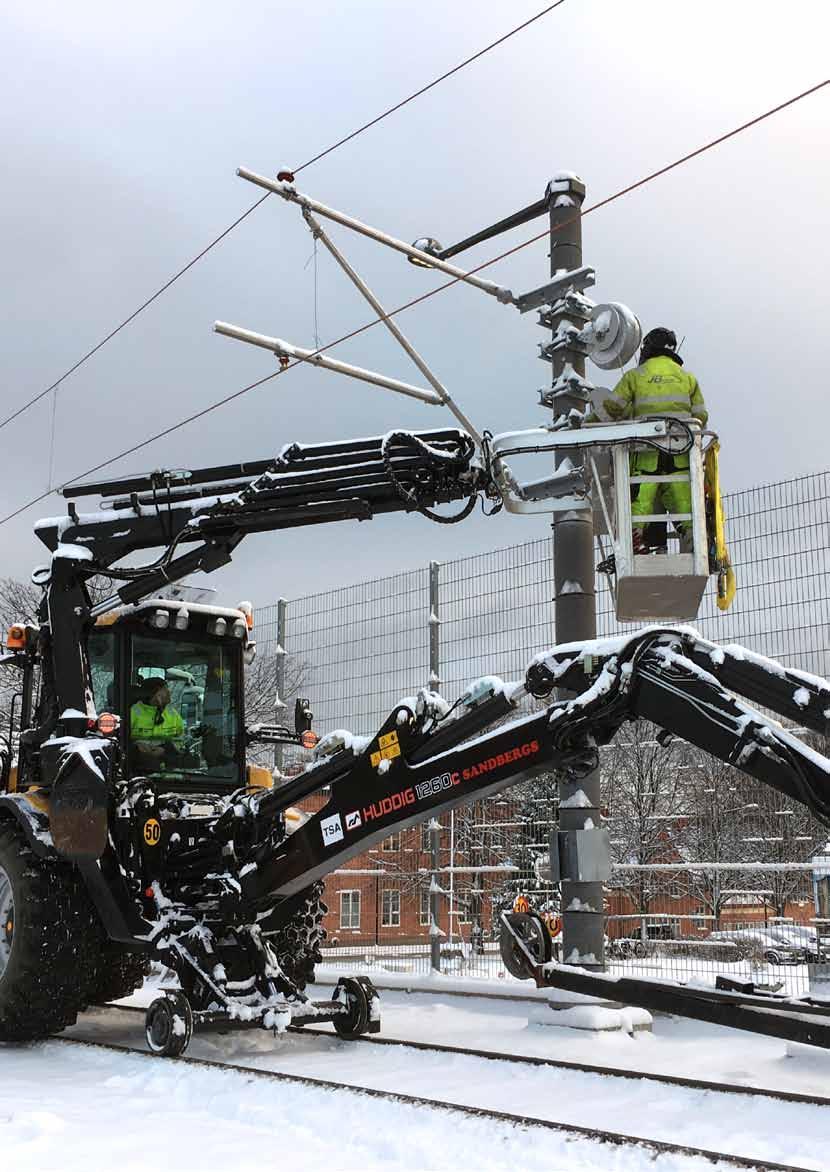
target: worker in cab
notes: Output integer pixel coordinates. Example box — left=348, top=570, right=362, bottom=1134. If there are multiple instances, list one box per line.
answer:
left=602, top=327, right=707, bottom=553
left=130, top=677, right=186, bottom=771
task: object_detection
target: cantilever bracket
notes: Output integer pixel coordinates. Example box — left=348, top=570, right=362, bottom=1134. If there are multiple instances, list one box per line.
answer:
left=213, top=322, right=441, bottom=406
left=236, top=167, right=515, bottom=305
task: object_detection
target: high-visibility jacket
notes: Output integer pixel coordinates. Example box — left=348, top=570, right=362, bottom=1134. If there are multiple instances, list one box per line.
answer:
left=603, top=355, right=707, bottom=471
left=130, top=700, right=185, bottom=741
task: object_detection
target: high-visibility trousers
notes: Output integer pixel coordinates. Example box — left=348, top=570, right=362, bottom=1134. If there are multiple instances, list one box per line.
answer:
left=630, top=454, right=691, bottom=534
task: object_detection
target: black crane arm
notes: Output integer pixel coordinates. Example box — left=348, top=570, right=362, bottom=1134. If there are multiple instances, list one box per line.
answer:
left=234, top=626, right=830, bottom=905
left=30, top=429, right=487, bottom=716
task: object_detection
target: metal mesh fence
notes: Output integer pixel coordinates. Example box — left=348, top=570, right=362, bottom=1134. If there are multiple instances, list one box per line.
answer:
left=257, top=469, right=830, bottom=987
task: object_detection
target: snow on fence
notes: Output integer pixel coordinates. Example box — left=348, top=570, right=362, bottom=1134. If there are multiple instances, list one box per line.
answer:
left=258, top=469, right=830, bottom=994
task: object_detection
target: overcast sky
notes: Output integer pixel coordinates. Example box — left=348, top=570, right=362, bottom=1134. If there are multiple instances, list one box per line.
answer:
left=1, top=0, right=828, bottom=609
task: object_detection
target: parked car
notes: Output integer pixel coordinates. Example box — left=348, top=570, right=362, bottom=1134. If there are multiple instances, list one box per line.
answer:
left=706, top=928, right=806, bottom=965
left=766, top=925, right=826, bottom=963
left=607, top=936, right=648, bottom=960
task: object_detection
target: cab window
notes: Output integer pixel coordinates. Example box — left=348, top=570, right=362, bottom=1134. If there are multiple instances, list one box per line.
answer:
left=88, top=631, right=116, bottom=716
left=128, top=634, right=240, bottom=782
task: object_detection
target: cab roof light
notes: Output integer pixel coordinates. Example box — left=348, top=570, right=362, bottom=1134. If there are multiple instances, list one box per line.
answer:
left=238, top=600, right=254, bottom=630
left=150, top=609, right=170, bottom=630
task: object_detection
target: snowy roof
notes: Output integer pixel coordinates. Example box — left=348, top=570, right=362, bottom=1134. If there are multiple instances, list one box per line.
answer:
left=96, top=598, right=248, bottom=626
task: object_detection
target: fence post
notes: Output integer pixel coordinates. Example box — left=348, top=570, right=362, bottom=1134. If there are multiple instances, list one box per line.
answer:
left=273, top=597, right=288, bottom=774
left=428, top=560, right=441, bottom=691
left=428, top=560, right=443, bottom=971
left=430, top=818, right=442, bottom=972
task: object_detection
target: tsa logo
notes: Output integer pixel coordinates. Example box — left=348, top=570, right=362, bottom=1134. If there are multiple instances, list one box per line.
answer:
left=345, top=810, right=362, bottom=831
left=320, top=813, right=344, bottom=846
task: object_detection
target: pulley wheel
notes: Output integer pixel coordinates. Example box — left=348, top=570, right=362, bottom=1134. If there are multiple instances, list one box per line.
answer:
left=588, top=302, right=642, bottom=370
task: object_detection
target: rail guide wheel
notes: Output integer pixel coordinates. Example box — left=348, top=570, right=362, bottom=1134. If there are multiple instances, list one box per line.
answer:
left=500, top=912, right=552, bottom=981
left=145, top=991, right=194, bottom=1058
left=332, top=975, right=380, bottom=1039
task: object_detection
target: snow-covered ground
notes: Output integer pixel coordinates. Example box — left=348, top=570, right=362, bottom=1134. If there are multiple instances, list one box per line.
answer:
left=6, top=1041, right=705, bottom=1172
left=3, top=970, right=828, bottom=1171
left=2, top=976, right=809, bottom=1170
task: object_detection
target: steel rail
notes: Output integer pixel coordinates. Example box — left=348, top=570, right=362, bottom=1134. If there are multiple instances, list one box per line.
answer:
left=54, top=1034, right=817, bottom=1172
left=292, top=1025, right=830, bottom=1110
left=101, top=1002, right=830, bottom=1109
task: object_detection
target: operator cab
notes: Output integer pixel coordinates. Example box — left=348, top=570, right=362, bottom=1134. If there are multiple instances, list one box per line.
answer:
left=90, top=599, right=251, bottom=793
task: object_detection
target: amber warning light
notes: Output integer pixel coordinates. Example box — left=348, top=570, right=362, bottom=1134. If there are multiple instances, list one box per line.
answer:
left=97, top=713, right=120, bottom=735
left=6, top=625, right=26, bottom=650
left=300, top=730, right=319, bottom=750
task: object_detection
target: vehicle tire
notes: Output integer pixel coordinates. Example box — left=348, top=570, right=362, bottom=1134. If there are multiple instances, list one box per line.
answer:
left=268, top=882, right=328, bottom=991
left=0, top=820, right=100, bottom=1042
left=764, top=950, right=781, bottom=965
left=86, top=946, right=151, bottom=1005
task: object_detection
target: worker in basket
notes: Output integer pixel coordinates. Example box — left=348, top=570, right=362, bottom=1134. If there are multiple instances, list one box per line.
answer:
left=603, top=327, right=707, bottom=554
left=130, top=676, right=186, bottom=772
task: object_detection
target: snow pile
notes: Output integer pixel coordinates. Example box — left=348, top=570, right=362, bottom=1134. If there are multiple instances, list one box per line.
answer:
left=527, top=1003, right=653, bottom=1034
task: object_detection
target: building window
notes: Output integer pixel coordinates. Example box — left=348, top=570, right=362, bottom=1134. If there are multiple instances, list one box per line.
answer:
left=339, top=889, right=360, bottom=929
left=382, top=833, right=400, bottom=852
left=381, top=889, right=401, bottom=927
left=420, top=889, right=431, bottom=926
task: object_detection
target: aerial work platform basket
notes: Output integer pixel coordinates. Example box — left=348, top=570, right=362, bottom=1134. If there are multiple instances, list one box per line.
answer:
left=489, top=416, right=734, bottom=625
left=604, top=421, right=709, bottom=622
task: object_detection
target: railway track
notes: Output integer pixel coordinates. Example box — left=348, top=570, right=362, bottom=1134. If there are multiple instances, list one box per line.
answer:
left=99, top=1003, right=830, bottom=1110
left=295, top=1024, right=830, bottom=1109
left=56, top=1033, right=818, bottom=1172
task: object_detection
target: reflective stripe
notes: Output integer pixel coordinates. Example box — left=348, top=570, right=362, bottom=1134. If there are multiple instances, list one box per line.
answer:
left=606, top=357, right=707, bottom=427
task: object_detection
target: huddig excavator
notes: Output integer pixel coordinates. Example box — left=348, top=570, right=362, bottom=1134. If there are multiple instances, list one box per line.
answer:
left=1, top=427, right=830, bottom=1057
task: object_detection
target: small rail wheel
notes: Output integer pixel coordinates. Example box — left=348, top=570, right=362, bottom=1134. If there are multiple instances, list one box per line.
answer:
left=499, top=912, right=552, bottom=981
left=145, top=992, right=193, bottom=1058
left=332, top=976, right=369, bottom=1040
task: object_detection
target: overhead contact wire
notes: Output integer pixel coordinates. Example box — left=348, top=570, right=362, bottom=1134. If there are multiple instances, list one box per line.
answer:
left=0, top=77, right=827, bottom=528
left=0, top=2, right=569, bottom=435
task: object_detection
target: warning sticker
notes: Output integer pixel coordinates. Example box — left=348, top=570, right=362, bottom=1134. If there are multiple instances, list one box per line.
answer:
left=371, top=731, right=401, bottom=769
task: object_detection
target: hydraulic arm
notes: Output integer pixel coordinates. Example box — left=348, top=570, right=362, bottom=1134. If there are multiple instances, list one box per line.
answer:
left=230, top=625, right=830, bottom=914
left=31, top=428, right=486, bottom=722
left=9, top=424, right=830, bottom=1055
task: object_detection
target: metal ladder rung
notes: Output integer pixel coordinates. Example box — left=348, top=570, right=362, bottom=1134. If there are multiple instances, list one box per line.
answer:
left=632, top=513, right=692, bottom=523
left=629, top=474, right=688, bottom=483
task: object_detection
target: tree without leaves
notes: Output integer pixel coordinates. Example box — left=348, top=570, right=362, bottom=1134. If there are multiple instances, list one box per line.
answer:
left=602, top=722, right=688, bottom=919
left=674, top=751, right=750, bottom=926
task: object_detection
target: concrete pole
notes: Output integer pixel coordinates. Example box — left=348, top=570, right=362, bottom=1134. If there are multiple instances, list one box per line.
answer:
left=549, top=176, right=605, bottom=970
